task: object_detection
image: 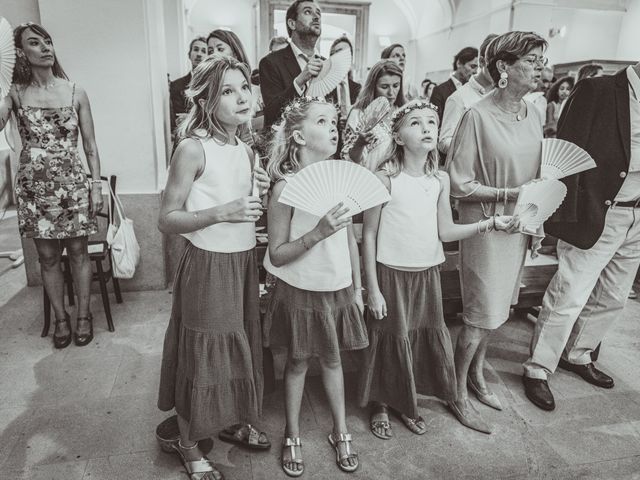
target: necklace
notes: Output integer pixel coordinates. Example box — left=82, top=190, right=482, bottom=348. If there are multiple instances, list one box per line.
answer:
left=30, top=79, right=57, bottom=90
left=492, top=94, right=525, bottom=121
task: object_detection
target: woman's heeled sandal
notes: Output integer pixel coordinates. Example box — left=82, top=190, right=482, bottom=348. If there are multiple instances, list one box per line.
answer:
left=74, top=313, right=94, bottom=347
left=53, top=312, right=72, bottom=349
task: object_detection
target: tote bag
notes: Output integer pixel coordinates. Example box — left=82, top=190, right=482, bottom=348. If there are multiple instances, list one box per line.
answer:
left=106, top=182, right=140, bottom=279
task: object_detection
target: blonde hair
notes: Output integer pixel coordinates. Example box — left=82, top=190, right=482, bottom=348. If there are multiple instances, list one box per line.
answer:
left=379, top=99, right=440, bottom=178
left=267, top=97, right=336, bottom=181
left=176, top=55, right=250, bottom=143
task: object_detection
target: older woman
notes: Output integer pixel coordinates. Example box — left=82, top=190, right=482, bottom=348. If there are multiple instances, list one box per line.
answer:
left=381, top=43, right=418, bottom=100
left=446, top=31, right=547, bottom=433
left=341, top=60, right=405, bottom=171
left=0, top=23, right=104, bottom=348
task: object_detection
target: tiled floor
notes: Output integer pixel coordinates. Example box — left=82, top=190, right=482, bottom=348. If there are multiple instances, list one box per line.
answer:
left=2, top=219, right=640, bottom=478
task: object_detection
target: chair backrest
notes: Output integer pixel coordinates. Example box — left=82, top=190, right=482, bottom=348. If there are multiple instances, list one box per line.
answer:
left=97, top=175, right=117, bottom=225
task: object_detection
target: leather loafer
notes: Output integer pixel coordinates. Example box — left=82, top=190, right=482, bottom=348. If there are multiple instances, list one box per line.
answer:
left=557, top=359, right=614, bottom=388
left=522, top=375, right=555, bottom=411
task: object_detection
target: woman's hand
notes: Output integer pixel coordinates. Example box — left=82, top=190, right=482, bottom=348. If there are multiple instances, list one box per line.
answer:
left=505, top=187, right=521, bottom=201
left=354, top=289, right=365, bottom=314
left=221, top=196, right=263, bottom=223
left=314, top=203, right=351, bottom=239
left=253, top=165, right=270, bottom=196
left=90, top=184, right=103, bottom=217
left=494, top=215, right=521, bottom=233
left=367, top=288, right=387, bottom=320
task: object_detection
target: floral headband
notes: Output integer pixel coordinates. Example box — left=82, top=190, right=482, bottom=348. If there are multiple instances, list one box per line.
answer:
left=272, top=96, right=335, bottom=133
left=390, top=101, right=439, bottom=128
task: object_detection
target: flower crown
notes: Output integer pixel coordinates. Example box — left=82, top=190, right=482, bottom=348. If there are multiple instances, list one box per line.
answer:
left=272, top=96, right=335, bottom=134
left=390, top=101, right=439, bottom=128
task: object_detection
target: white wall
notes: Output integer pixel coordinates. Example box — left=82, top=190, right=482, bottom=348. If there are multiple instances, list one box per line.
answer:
left=2, top=0, right=41, bottom=26
left=617, top=0, right=640, bottom=61
left=37, top=0, right=169, bottom=194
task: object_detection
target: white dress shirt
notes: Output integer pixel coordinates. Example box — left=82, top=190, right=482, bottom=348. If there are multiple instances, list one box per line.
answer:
left=615, top=66, right=640, bottom=202
left=523, top=91, right=547, bottom=127
left=438, top=75, right=488, bottom=154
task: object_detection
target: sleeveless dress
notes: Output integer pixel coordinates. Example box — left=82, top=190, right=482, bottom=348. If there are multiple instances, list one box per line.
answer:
left=14, top=84, right=98, bottom=239
left=357, top=172, right=457, bottom=418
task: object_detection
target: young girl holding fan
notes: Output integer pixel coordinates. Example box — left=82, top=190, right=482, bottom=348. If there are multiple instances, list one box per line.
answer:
left=157, top=56, right=270, bottom=480
left=263, top=97, right=368, bottom=476
left=358, top=100, right=518, bottom=440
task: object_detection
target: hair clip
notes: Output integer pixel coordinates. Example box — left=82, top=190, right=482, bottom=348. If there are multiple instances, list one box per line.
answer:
left=390, top=101, right=439, bottom=128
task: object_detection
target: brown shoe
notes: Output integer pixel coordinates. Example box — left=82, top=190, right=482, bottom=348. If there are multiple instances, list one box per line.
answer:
left=522, top=375, right=555, bottom=411
left=558, top=359, right=614, bottom=388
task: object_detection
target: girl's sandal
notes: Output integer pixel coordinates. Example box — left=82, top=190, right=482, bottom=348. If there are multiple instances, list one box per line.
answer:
left=281, top=437, right=304, bottom=477
left=369, top=404, right=393, bottom=440
left=155, top=415, right=213, bottom=455
left=327, top=433, right=359, bottom=473
left=171, top=441, right=224, bottom=480
left=218, top=423, right=271, bottom=450
left=400, top=414, right=427, bottom=435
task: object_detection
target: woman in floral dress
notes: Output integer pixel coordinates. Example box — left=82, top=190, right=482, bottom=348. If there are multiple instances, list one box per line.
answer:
left=0, top=23, right=104, bottom=348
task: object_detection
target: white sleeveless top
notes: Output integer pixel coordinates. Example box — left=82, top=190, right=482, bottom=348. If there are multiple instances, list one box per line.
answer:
left=263, top=179, right=352, bottom=292
left=377, top=172, right=445, bottom=269
left=180, top=136, right=256, bottom=253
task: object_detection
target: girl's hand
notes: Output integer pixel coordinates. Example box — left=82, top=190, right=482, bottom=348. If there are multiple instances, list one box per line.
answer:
left=314, top=203, right=351, bottom=239
left=357, top=129, right=377, bottom=146
left=354, top=289, right=365, bottom=314
left=253, top=166, right=270, bottom=196
left=90, top=185, right=103, bottom=217
left=222, top=196, right=263, bottom=223
left=494, top=215, right=521, bottom=233
left=367, top=289, right=387, bottom=320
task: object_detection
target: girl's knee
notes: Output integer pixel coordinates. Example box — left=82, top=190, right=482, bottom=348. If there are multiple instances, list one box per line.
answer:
left=286, top=357, right=309, bottom=374
left=318, top=355, right=342, bottom=370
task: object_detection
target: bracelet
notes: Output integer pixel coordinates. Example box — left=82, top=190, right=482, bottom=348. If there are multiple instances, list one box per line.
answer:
left=493, top=215, right=497, bottom=231
left=496, top=188, right=500, bottom=203
left=301, top=235, right=310, bottom=250
left=476, top=220, right=483, bottom=234
left=90, top=179, right=102, bottom=184
left=178, top=439, right=199, bottom=450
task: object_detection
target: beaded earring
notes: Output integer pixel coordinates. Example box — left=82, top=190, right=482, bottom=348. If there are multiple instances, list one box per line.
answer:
left=498, top=71, right=508, bottom=89
left=13, top=50, right=32, bottom=84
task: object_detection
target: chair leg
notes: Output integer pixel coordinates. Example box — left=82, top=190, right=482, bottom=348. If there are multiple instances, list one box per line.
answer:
left=113, top=277, right=123, bottom=304
left=42, top=288, right=51, bottom=337
left=95, top=259, right=115, bottom=332
left=63, top=257, right=75, bottom=306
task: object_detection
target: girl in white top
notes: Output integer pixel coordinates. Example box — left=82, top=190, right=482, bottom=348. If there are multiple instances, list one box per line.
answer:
left=156, top=56, right=271, bottom=480
left=263, top=97, right=368, bottom=477
left=359, top=100, right=518, bottom=441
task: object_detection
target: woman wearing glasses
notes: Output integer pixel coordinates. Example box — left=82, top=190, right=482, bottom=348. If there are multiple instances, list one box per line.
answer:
left=445, top=31, right=548, bottom=434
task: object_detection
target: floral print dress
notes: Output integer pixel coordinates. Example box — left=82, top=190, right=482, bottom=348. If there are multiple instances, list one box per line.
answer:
left=14, top=84, right=97, bottom=239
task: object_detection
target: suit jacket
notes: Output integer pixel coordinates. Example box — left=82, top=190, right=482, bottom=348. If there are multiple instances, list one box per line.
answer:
left=545, top=68, right=632, bottom=249
left=259, top=44, right=338, bottom=128
left=169, top=72, right=191, bottom=132
left=431, top=78, right=457, bottom=123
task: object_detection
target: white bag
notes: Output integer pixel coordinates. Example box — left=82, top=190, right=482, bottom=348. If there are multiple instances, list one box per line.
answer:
left=106, top=182, right=140, bottom=279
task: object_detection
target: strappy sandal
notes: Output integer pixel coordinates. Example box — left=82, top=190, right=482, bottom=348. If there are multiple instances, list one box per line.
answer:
left=399, top=414, right=427, bottom=435
left=74, top=313, right=93, bottom=347
left=327, top=432, right=359, bottom=473
left=171, top=440, right=224, bottom=480
left=53, top=312, right=72, bottom=349
left=281, top=437, right=304, bottom=477
left=369, top=404, right=393, bottom=440
left=218, top=423, right=271, bottom=450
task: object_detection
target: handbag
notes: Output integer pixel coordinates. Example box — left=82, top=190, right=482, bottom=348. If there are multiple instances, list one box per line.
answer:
left=106, top=182, right=140, bottom=279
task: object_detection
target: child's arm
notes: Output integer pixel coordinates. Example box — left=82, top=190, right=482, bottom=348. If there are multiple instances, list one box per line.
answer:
left=158, top=138, right=263, bottom=234
left=268, top=180, right=351, bottom=268
left=347, top=224, right=364, bottom=314
left=436, top=172, right=519, bottom=242
left=362, top=173, right=389, bottom=320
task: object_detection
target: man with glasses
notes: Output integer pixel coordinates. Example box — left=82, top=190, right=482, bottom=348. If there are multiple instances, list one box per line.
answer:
left=525, top=65, right=553, bottom=124
left=523, top=60, right=640, bottom=411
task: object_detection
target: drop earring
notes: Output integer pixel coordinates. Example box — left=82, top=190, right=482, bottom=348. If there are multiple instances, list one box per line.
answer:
left=498, top=71, right=508, bottom=89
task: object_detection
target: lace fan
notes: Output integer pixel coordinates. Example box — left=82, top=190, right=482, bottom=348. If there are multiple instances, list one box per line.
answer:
left=279, top=160, right=391, bottom=217
left=306, top=49, right=351, bottom=98
left=513, top=179, right=567, bottom=233
left=362, top=97, right=390, bottom=132
left=0, top=18, right=15, bottom=101
left=540, top=138, right=596, bottom=180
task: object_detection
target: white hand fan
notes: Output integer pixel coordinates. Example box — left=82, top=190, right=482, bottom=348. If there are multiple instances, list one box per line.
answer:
left=513, top=179, right=567, bottom=233
left=0, top=18, right=15, bottom=101
left=306, top=49, right=351, bottom=98
left=278, top=160, right=391, bottom=217
left=540, top=138, right=596, bottom=180
left=362, top=97, right=390, bottom=132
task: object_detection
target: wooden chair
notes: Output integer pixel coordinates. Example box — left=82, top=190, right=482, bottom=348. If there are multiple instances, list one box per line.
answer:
left=42, top=175, right=123, bottom=337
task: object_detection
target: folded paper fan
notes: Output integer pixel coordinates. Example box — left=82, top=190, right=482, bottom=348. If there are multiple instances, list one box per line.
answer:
left=279, top=160, right=391, bottom=217
left=362, top=96, right=390, bottom=132
left=0, top=18, right=15, bottom=101
left=540, top=138, right=596, bottom=180
left=306, top=49, right=351, bottom=98
left=513, top=179, right=567, bottom=233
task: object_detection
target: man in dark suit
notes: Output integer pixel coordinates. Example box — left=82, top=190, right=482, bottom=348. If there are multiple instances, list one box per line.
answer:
left=430, top=46, right=478, bottom=123
left=169, top=36, right=207, bottom=133
left=259, top=0, right=337, bottom=129
left=523, top=62, right=640, bottom=411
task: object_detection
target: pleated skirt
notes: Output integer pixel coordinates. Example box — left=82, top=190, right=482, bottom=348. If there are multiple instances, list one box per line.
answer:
left=358, top=263, right=457, bottom=418
left=263, top=279, right=369, bottom=362
left=157, top=243, right=263, bottom=440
